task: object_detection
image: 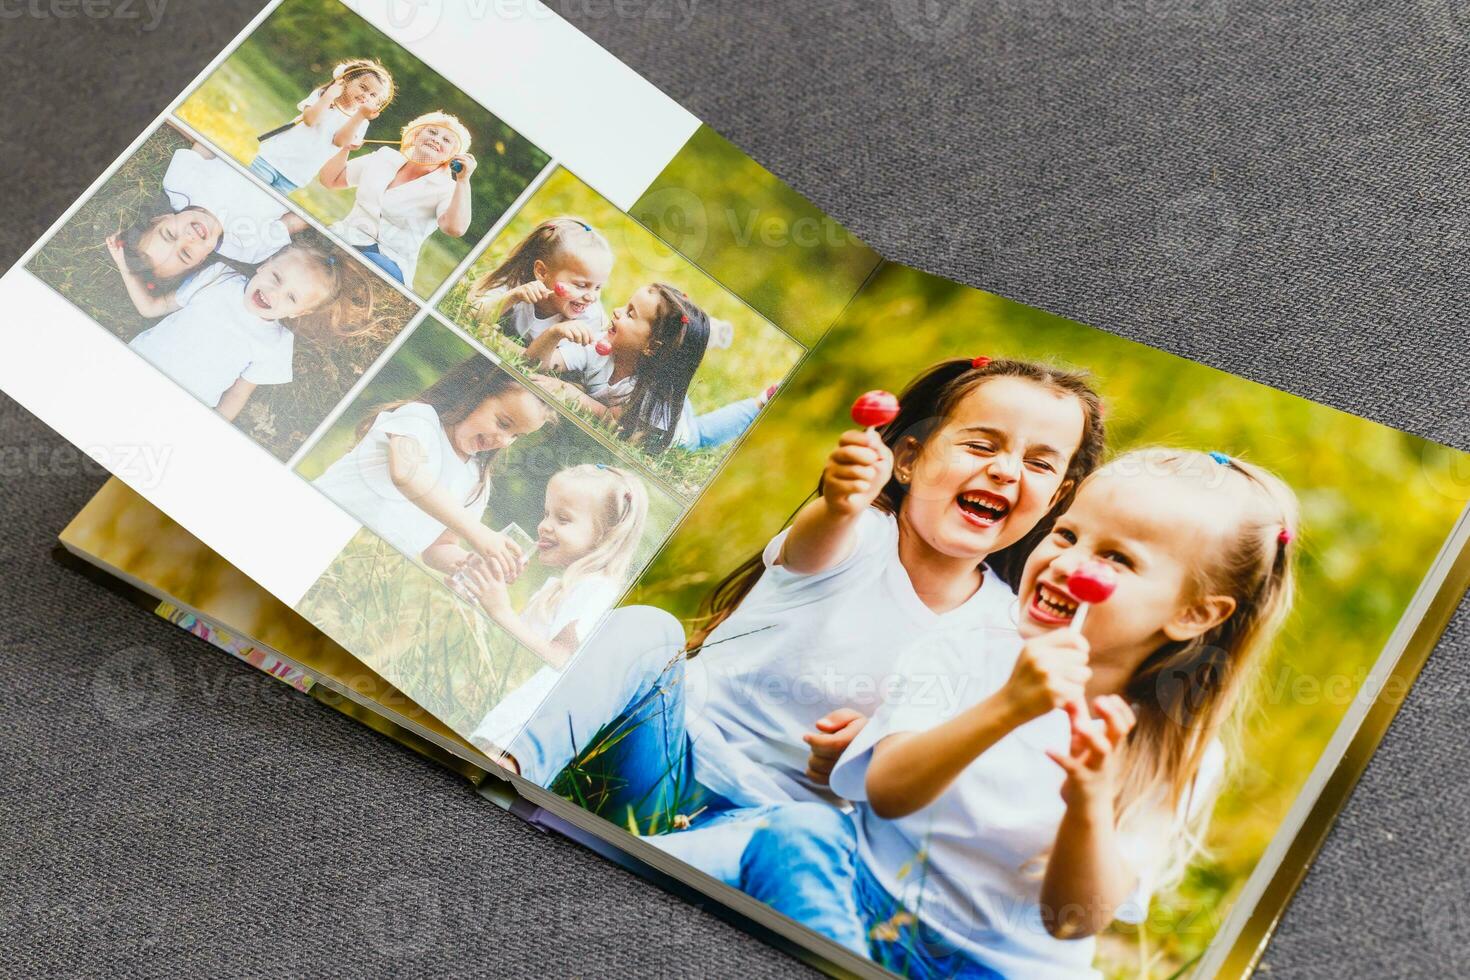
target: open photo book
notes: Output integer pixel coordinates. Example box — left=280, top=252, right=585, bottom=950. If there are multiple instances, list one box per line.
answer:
left=6, top=2, right=1470, bottom=977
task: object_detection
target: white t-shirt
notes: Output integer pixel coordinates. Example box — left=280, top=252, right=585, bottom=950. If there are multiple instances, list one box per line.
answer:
left=830, top=640, right=1226, bottom=980
left=163, top=148, right=290, bottom=263
left=128, top=262, right=294, bottom=407
left=257, top=87, right=369, bottom=187
left=555, top=340, right=636, bottom=407
left=312, top=401, right=491, bottom=560
left=330, top=147, right=455, bottom=288
left=492, top=296, right=605, bottom=344
left=685, top=508, right=1019, bottom=808
left=470, top=574, right=621, bottom=749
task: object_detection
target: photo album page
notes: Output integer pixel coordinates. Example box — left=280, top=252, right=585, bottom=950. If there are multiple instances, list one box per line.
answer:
left=5, top=3, right=1470, bottom=979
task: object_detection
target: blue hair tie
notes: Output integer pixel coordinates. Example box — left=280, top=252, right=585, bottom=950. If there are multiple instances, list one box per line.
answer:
left=327, top=255, right=337, bottom=267
left=1208, top=451, right=1231, bottom=465
left=594, top=463, right=608, bottom=470
left=579, top=222, right=592, bottom=232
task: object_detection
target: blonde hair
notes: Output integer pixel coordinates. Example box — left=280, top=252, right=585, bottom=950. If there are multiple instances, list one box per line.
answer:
left=469, top=217, right=612, bottom=300
left=522, top=464, right=648, bottom=624
left=1097, top=448, right=1299, bottom=890
left=328, top=58, right=396, bottom=110
left=400, top=111, right=471, bottom=156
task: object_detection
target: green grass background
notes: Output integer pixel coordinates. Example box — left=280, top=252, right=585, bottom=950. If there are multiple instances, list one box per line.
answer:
left=176, top=0, right=549, bottom=298
left=438, top=167, right=808, bottom=498
left=24, top=124, right=418, bottom=460
left=622, top=262, right=1470, bottom=979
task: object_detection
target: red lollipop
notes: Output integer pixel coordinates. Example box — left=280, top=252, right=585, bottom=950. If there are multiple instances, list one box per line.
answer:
left=1068, top=561, right=1117, bottom=634
left=594, top=333, right=613, bottom=357
left=851, top=390, right=900, bottom=429
left=552, top=282, right=568, bottom=297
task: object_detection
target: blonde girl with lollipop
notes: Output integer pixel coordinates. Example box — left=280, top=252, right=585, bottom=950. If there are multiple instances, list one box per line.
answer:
left=462, top=463, right=649, bottom=755
left=737, top=448, right=1299, bottom=979
left=466, top=216, right=614, bottom=345
left=320, top=111, right=476, bottom=288
left=250, top=58, right=396, bottom=194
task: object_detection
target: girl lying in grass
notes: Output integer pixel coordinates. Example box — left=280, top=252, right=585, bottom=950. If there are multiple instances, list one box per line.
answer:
left=737, top=448, right=1298, bottom=979
left=105, top=141, right=294, bottom=297
left=463, top=463, right=649, bottom=754
left=467, top=216, right=613, bottom=344
left=490, top=357, right=1105, bottom=867
left=123, top=232, right=376, bottom=420
left=313, top=358, right=553, bottom=574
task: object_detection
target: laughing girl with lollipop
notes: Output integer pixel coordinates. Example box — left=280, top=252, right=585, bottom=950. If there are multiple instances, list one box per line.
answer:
left=466, top=216, right=613, bottom=344
left=489, top=357, right=1106, bottom=878
left=736, top=448, right=1299, bottom=979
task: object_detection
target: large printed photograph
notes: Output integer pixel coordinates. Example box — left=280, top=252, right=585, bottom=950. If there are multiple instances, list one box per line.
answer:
left=489, top=263, right=1470, bottom=979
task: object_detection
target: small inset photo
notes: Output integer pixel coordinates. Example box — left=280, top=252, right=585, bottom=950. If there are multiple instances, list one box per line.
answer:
left=176, top=0, right=550, bottom=298
left=294, top=317, right=682, bottom=733
left=438, top=168, right=806, bottom=498
left=26, top=122, right=417, bottom=460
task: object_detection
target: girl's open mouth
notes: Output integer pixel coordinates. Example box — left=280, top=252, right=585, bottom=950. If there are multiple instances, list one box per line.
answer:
left=189, top=220, right=209, bottom=240
left=568, top=300, right=588, bottom=315
left=250, top=289, right=272, bottom=312
left=955, top=490, right=1010, bottom=528
left=1028, top=581, right=1078, bottom=625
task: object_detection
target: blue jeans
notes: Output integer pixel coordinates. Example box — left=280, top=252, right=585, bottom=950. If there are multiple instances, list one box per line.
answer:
left=248, top=156, right=299, bottom=194
left=740, top=804, right=1004, bottom=979
left=358, top=244, right=405, bottom=284
left=675, top=396, right=759, bottom=451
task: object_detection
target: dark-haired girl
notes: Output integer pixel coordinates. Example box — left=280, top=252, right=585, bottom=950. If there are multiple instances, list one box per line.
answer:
left=489, top=357, right=1106, bottom=880
left=313, top=357, right=552, bottom=575
left=526, top=282, right=709, bottom=453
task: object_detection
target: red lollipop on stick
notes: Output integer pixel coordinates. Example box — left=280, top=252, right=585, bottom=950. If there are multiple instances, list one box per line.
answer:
left=845, top=391, right=899, bottom=505
left=851, top=390, right=900, bottom=430
left=594, top=332, right=613, bottom=357
left=1068, top=561, right=1117, bottom=634
left=552, top=282, right=568, bottom=297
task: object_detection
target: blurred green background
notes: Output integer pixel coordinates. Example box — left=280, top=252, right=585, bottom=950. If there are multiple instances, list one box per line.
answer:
left=438, top=167, right=808, bottom=497
left=631, top=126, right=882, bottom=347
left=176, top=0, right=549, bottom=298
left=25, top=124, right=418, bottom=461
left=623, top=262, right=1470, bottom=979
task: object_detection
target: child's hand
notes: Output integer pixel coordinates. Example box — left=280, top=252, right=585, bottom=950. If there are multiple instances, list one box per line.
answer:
left=323, top=80, right=346, bottom=104
left=1004, top=630, right=1092, bottom=723
left=802, top=708, right=868, bottom=786
left=450, top=153, right=477, bottom=181
left=466, top=524, right=524, bottom=583
left=460, top=556, right=514, bottom=619
left=821, top=429, right=894, bottom=518
left=551, top=319, right=596, bottom=346
left=512, top=280, right=554, bottom=307
left=104, top=233, right=128, bottom=271
left=1047, top=696, right=1136, bottom=809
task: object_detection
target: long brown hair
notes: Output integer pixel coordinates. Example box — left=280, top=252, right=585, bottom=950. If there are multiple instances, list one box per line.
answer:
left=689, top=357, right=1107, bottom=649
left=359, top=357, right=553, bottom=505
left=618, top=283, right=711, bottom=453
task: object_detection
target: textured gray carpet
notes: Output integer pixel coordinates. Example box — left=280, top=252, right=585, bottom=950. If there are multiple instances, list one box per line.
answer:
left=3, top=1, right=1468, bottom=976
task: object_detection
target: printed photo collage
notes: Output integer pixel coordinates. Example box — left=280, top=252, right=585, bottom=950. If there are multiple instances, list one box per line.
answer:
left=26, top=0, right=808, bottom=729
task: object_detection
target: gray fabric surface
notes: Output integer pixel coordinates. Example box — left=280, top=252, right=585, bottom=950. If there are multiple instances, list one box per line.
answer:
left=2, top=1, right=1468, bottom=976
